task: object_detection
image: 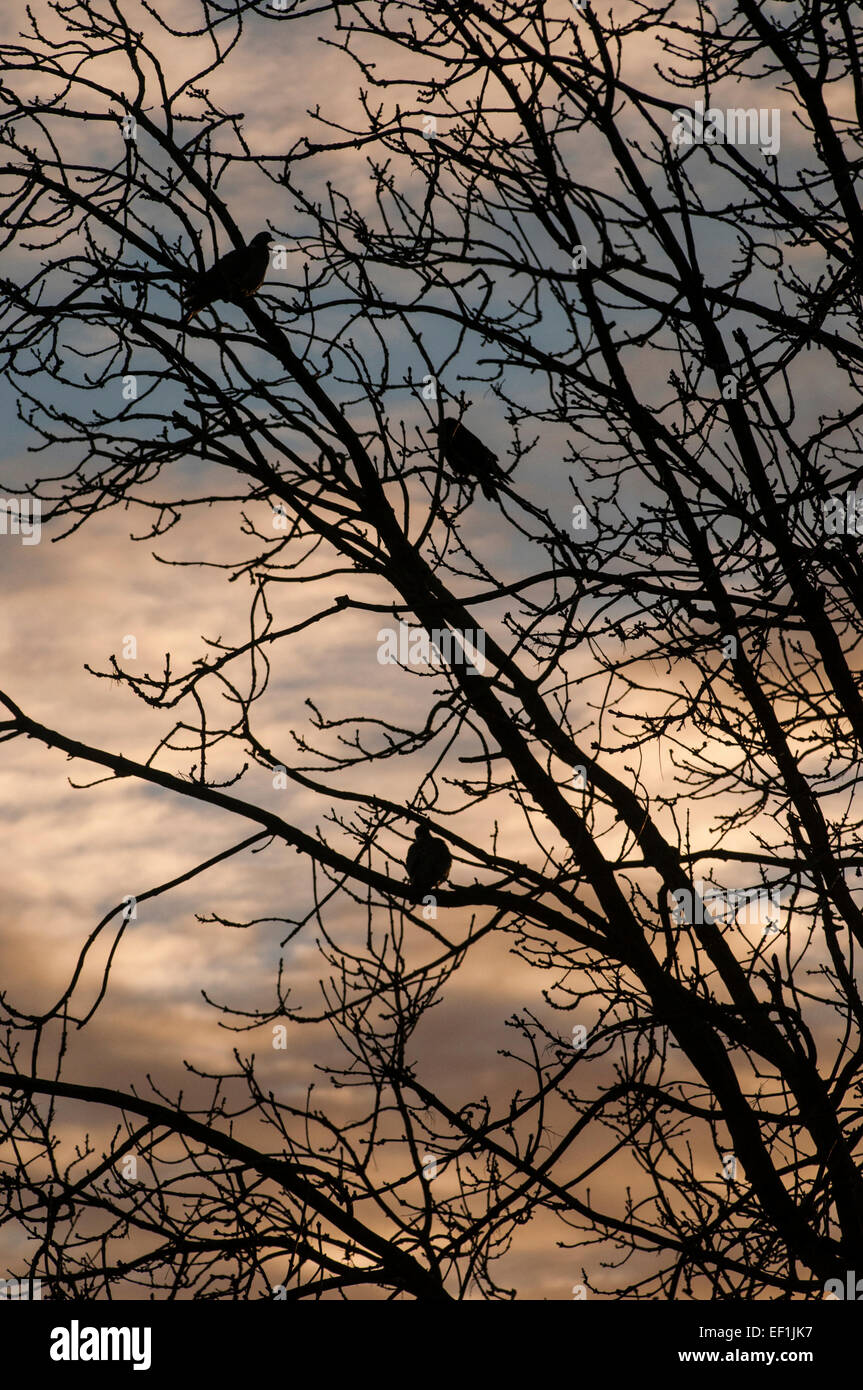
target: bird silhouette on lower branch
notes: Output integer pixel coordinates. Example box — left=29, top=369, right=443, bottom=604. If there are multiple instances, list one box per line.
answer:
left=181, top=231, right=273, bottom=325
left=405, top=823, right=452, bottom=899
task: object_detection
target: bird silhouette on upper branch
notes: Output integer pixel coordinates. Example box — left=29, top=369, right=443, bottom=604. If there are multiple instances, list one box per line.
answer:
left=434, top=417, right=507, bottom=500
left=405, top=822, right=452, bottom=899
left=181, top=231, right=273, bottom=325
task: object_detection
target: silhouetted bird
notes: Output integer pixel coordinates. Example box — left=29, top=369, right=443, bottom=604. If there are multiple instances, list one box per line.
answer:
left=435, top=417, right=506, bottom=500
left=181, top=232, right=273, bottom=324
left=405, top=823, right=452, bottom=898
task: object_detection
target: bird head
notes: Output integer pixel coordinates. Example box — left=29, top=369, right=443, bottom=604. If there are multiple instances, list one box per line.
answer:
left=434, top=417, right=460, bottom=442
left=251, top=231, right=274, bottom=246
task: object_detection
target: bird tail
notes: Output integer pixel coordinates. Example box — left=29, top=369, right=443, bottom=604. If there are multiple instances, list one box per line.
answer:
left=482, top=468, right=509, bottom=501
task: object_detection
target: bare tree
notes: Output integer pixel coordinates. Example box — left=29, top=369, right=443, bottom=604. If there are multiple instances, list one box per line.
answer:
left=1, top=0, right=863, bottom=1300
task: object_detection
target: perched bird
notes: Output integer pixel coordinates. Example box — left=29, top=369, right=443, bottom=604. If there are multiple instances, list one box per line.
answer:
left=181, top=231, right=273, bottom=325
left=405, top=823, right=452, bottom=898
left=435, top=417, right=506, bottom=500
